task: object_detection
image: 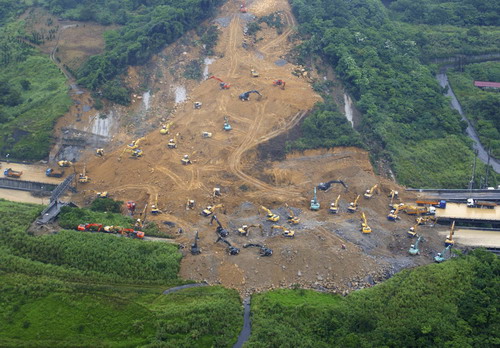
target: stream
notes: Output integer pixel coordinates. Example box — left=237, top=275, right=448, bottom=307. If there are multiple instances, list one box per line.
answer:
left=233, top=297, right=251, bottom=348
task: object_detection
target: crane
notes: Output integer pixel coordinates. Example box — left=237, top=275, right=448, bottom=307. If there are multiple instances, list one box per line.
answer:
left=210, top=215, right=229, bottom=237
left=208, top=76, right=230, bottom=89
left=330, top=195, right=341, bottom=214
left=361, top=212, right=372, bottom=234
left=409, top=236, right=422, bottom=255
left=239, top=90, right=261, bottom=101
left=317, top=180, right=348, bottom=192
left=434, top=245, right=452, bottom=263
left=445, top=221, right=455, bottom=247
left=191, top=231, right=201, bottom=255
left=285, top=203, right=300, bottom=224
left=223, top=116, right=232, bottom=131
left=388, top=190, right=399, bottom=206
left=347, top=195, right=360, bottom=213
left=310, top=187, right=320, bottom=211
left=271, top=225, right=295, bottom=238
left=259, top=206, right=279, bottom=222
left=244, top=243, right=273, bottom=257
left=151, top=194, right=161, bottom=215
left=167, top=135, right=177, bottom=149
left=160, top=122, right=173, bottom=135
left=237, top=224, right=262, bottom=236
left=272, top=80, right=286, bottom=90
left=127, top=137, right=145, bottom=150
left=364, top=184, right=379, bottom=199
left=78, top=164, right=90, bottom=183
left=201, top=203, right=224, bottom=217
left=216, top=236, right=240, bottom=255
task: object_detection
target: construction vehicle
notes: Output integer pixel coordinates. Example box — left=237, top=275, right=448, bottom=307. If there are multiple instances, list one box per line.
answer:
left=121, top=228, right=145, bottom=239
left=347, top=195, right=360, bottom=213
left=243, top=243, right=273, bottom=257
left=210, top=215, right=229, bottom=237
left=361, top=212, right=372, bottom=234
left=466, top=198, right=496, bottom=209
left=259, top=206, right=279, bottom=222
left=407, top=222, right=419, bottom=237
left=416, top=199, right=447, bottom=209
left=77, top=223, right=103, bottom=232
left=317, top=180, right=348, bottom=192
left=387, top=204, right=405, bottom=221
left=409, top=236, right=422, bottom=256
left=208, top=76, right=230, bottom=89
left=215, top=236, right=240, bottom=255
left=418, top=216, right=438, bottom=225
left=272, top=80, right=286, bottom=90
left=151, top=195, right=161, bottom=215
left=240, top=0, right=247, bottom=13
left=181, top=154, right=191, bottom=165
left=239, top=90, right=261, bottom=101
left=45, top=168, right=64, bottom=178
left=445, top=221, right=455, bottom=247
left=186, top=199, right=195, bottom=210
left=160, top=122, right=173, bottom=135
left=128, top=137, right=145, bottom=150
left=271, top=225, right=295, bottom=238
left=364, top=184, right=379, bottom=199
left=388, top=190, right=399, bottom=206
left=191, top=231, right=201, bottom=255
left=167, top=136, right=177, bottom=149
left=126, top=201, right=136, bottom=216
left=202, top=203, right=224, bottom=217
left=213, top=187, right=222, bottom=197
left=194, top=102, right=202, bottom=109
left=250, top=69, right=259, bottom=77
left=88, top=190, right=109, bottom=198
left=78, top=165, right=90, bottom=183
left=120, top=147, right=143, bottom=159
left=4, top=168, right=22, bottom=178
left=96, top=148, right=104, bottom=157
left=285, top=203, right=300, bottom=224
left=202, top=132, right=213, bottom=138
left=310, top=187, right=320, bottom=211
left=237, top=224, right=262, bottom=236
left=434, top=245, right=452, bottom=263
left=58, top=160, right=72, bottom=167
left=405, top=205, right=436, bottom=216
left=223, top=116, right=232, bottom=131
left=330, top=195, right=341, bottom=214
left=136, top=203, right=148, bottom=229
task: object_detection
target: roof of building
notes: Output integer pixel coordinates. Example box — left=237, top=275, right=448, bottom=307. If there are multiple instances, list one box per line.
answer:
left=474, top=81, right=500, bottom=88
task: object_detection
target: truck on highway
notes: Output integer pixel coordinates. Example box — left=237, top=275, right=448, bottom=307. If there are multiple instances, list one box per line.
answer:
left=4, top=168, right=22, bottom=178
left=46, top=168, right=65, bottom=178
left=467, top=198, right=497, bottom=209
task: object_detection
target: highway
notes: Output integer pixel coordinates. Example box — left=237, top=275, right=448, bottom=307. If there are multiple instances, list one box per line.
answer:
left=438, top=228, right=500, bottom=248
left=435, top=202, right=500, bottom=222
left=411, top=189, right=500, bottom=202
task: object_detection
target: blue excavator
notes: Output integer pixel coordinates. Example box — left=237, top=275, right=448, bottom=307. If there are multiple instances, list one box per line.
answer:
left=434, top=245, right=452, bottom=263
left=223, top=116, right=232, bottom=131
left=239, top=90, right=261, bottom=101
left=310, top=187, right=320, bottom=211
left=317, top=180, right=348, bottom=192
left=409, top=236, right=422, bottom=256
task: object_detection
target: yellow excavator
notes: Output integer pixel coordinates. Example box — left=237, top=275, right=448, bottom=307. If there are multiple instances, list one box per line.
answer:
left=58, top=160, right=73, bottom=167
left=408, top=216, right=437, bottom=237
left=167, top=136, right=177, bottom=149
left=285, top=203, right=300, bottom=224
left=127, top=137, right=145, bottom=150
left=181, top=154, right=192, bottom=165
left=407, top=221, right=420, bottom=237
left=251, top=68, right=259, bottom=77
left=151, top=194, right=161, bottom=215
left=364, top=184, right=379, bottom=199
left=120, top=147, right=143, bottom=160
left=361, top=212, right=372, bottom=234
left=237, top=224, right=262, bottom=236
left=445, top=221, right=455, bottom=247
left=388, top=190, right=399, bottom=206
left=271, top=225, right=295, bottom=238
left=160, top=122, right=173, bottom=135
left=259, top=206, right=280, bottom=222
left=201, top=203, right=224, bottom=217
left=78, top=164, right=90, bottom=183
left=330, top=195, right=341, bottom=214
left=387, top=204, right=406, bottom=221
left=347, top=195, right=360, bottom=213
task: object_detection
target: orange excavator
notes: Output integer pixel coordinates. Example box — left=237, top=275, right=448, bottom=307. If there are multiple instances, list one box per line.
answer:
left=77, top=223, right=103, bottom=232
left=208, top=76, right=230, bottom=89
left=273, top=80, right=286, bottom=90
left=126, top=201, right=137, bottom=216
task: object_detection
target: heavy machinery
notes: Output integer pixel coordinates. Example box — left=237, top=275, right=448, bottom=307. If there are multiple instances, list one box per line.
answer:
left=151, top=195, right=161, bottom=215
left=445, top=221, right=455, bottom=247
left=259, top=206, right=279, bottom=222
left=347, top=195, right=360, bottom=213
left=208, top=76, right=230, bottom=89
left=409, top=236, right=422, bottom=255
left=126, top=201, right=136, bottom=216
left=310, top=187, right=320, bottom=211
left=167, top=136, right=177, bottom=149
left=330, top=195, right=341, bottom=214
left=78, top=164, right=90, bottom=183
left=434, top=245, right=452, bottom=263
left=273, top=80, right=286, bottom=90
left=191, top=231, right=201, bottom=255
left=407, top=222, right=419, bottom=237
left=405, top=205, right=436, bottom=216
left=4, top=168, right=22, bottom=178
left=223, top=116, right=232, bottom=131
left=160, top=122, right=173, bottom=135
left=202, top=203, right=224, bottom=217
left=317, top=180, right=348, bottom=192
left=243, top=243, right=273, bottom=257
left=58, top=160, right=72, bottom=167
left=202, top=131, right=213, bottom=138
left=388, top=190, right=399, bottom=206
left=240, top=0, right=247, bottom=13
left=127, top=137, right=145, bottom=150
left=96, top=148, right=104, bottom=157
left=186, top=199, right=195, bottom=210
left=285, top=203, right=300, bottom=224
left=210, top=215, right=229, bottom=237
left=181, top=154, right=191, bottom=165
left=387, top=204, right=405, bottom=221
left=45, top=168, right=64, bottom=178
left=237, top=224, right=262, bottom=236
left=120, top=147, right=143, bottom=159
left=271, top=225, right=295, bottom=238
left=361, top=212, right=372, bottom=234
left=213, top=187, right=222, bottom=197
left=215, top=236, right=240, bottom=255
left=364, top=184, right=379, bottom=199
left=87, top=190, right=108, bottom=198
left=194, top=102, right=202, bottom=109
left=121, top=228, right=145, bottom=239
left=250, top=69, right=259, bottom=77
left=239, top=90, right=261, bottom=101
left=77, top=223, right=103, bottom=232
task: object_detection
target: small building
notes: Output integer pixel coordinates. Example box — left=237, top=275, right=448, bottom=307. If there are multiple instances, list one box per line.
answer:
left=473, top=81, right=500, bottom=90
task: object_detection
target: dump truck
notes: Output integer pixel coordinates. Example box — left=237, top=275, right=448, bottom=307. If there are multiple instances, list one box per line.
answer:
left=4, top=168, right=22, bottom=178
left=46, top=168, right=65, bottom=178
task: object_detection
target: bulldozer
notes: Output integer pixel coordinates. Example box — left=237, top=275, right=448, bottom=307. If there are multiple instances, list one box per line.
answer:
left=208, top=76, right=230, bottom=89
left=445, top=221, right=455, bottom=247
left=361, top=212, right=372, bottom=234
left=215, top=236, right=240, bottom=255
left=160, top=122, right=173, bottom=135
left=409, top=236, right=422, bottom=256
left=271, top=225, right=295, bottom=238
left=223, top=116, right=232, bottom=131
left=272, top=79, right=286, bottom=90
left=151, top=195, right=161, bottom=215
left=434, top=245, right=452, bottom=263
left=310, top=187, right=320, bottom=211
left=330, top=195, right=341, bottom=214
left=78, top=164, right=90, bottom=183
left=167, top=136, right=177, bottom=149
left=58, top=160, right=73, bottom=167
left=181, top=154, right=191, bottom=165
left=201, top=203, right=224, bottom=217
left=318, top=180, right=348, bottom=192
left=210, top=215, right=229, bottom=238
left=259, top=206, right=279, bottom=222
left=237, top=224, right=262, bottom=237
left=285, top=203, right=300, bottom=224
left=191, top=231, right=201, bottom=255
left=243, top=243, right=273, bottom=257
left=239, top=90, right=261, bottom=101
left=347, top=195, right=360, bottom=213
left=364, top=184, right=379, bottom=199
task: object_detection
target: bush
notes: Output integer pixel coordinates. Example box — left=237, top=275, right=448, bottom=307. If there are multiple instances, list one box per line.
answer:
left=90, top=198, right=123, bottom=213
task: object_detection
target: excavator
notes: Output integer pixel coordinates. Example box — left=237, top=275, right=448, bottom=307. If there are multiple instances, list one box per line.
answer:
left=210, top=215, right=229, bottom=238
left=407, top=222, right=419, bottom=238
left=364, top=184, right=379, bottom=199
left=78, top=164, right=90, bottom=183
left=186, top=199, right=195, bottom=210
left=317, top=180, right=348, bottom=192
left=96, top=148, right=104, bottom=157
left=244, top=243, right=273, bottom=257
left=126, top=201, right=137, bottom=216
left=271, top=225, right=295, bottom=238
left=310, top=187, right=320, bottom=211
left=202, top=203, right=224, bottom=217
left=127, top=137, right=145, bottom=150
left=160, top=122, right=173, bottom=135
left=239, top=90, right=261, bottom=101
left=134, top=203, right=148, bottom=230
left=240, top=0, right=247, bottom=13
left=58, top=160, right=72, bottom=167
left=215, top=236, right=240, bottom=255
left=121, top=228, right=145, bottom=239
left=4, top=168, right=23, bottom=178
left=330, top=195, right=341, bottom=214
left=223, top=116, right=232, bottom=131
left=85, top=190, right=108, bottom=198
left=347, top=195, right=360, bottom=213
left=409, top=236, right=422, bottom=255
left=208, top=76, right=230, bottom=89
left=361, top=212, right=372, bottom=234
left=285, top=203, right=300, bottom=224
left=167, top=136, right=177, bottom=149
left=259, top=206, right=279, bottom=222
left=191, top=231, right=201, bottom=255
left=77, top=223, right=103, bottom=232
left=237, top=224, right=262, bottom=237
left=181, top=154, right=191, bottom=165
left=445, top=221, right=455, bottom=247
left=387, top=204, right=405, bottom=221
left=151, top=195, right=161, bottom=215
left=408, top=216, right=437, bottom=237
left=213, top=187, right=222, bottom=197
left=273, top=80, right=286, bottom=90
left=250, top=69, right=259, bottom=77
left=388, top=190, right=399, bottom=206
left=120, top=147, right=143, bottom=159
left=434, top=245, right=452, bottom=263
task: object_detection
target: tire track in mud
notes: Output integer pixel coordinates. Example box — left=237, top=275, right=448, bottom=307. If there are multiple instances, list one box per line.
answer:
left=259, top=10, right=296, bottom=54
left=228, top=15, right=241, bottom=78
left=153, top=165, right=186, bottom=188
